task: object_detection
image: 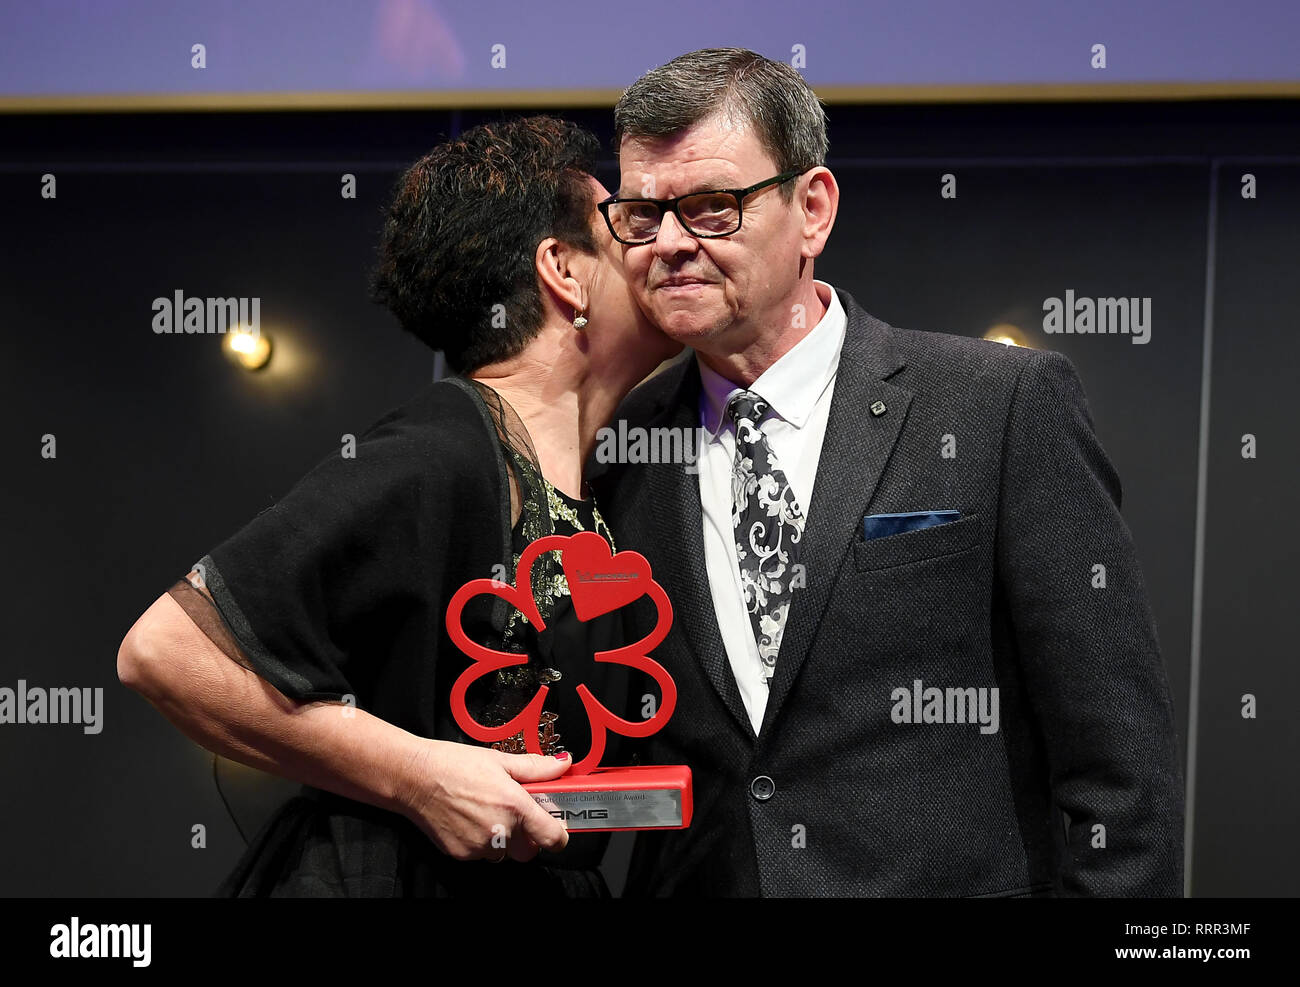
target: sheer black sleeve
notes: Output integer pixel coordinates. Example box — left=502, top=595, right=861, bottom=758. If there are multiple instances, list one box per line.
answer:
left=168, top=417, right=427, bottom=705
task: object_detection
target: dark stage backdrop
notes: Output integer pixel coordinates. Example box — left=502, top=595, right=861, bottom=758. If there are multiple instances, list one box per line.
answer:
left=0, top=100, right=1296, bottom=896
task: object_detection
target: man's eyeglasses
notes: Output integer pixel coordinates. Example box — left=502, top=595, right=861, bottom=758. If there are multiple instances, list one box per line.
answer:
left=597, top=170, right=807, bottom=245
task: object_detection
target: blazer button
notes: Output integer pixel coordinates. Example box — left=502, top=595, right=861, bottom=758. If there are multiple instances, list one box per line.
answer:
left=750, top=775, right=775, bottom=801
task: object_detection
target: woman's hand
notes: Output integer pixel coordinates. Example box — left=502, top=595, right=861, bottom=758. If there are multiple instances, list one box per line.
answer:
left=118, top=592, right=575, bottom=866
left=396, top=738, right=573, bottom=862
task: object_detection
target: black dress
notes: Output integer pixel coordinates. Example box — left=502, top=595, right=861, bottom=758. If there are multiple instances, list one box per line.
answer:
left=166, top=376, right=648, bottom=897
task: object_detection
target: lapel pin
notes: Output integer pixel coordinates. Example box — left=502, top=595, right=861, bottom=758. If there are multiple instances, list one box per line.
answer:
left=870, top=400, right=887, bottom=417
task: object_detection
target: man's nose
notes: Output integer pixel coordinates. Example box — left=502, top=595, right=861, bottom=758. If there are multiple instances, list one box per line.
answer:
left=652, top=210, right=697, bottom=259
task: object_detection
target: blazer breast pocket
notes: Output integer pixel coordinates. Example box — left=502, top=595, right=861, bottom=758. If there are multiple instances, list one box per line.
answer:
left=852, top=510, right=982, bottom=571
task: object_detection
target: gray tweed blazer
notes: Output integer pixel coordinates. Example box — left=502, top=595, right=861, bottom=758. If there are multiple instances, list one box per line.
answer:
left=590, top=287, right=1184, bottom=897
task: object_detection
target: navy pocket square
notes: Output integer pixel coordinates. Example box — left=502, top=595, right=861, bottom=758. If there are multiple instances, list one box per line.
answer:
left=862, top=509, right=961, bottom=541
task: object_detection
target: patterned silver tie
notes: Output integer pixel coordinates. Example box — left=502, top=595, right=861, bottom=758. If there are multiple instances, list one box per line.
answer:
left=727, top=390, right=806, bottom=680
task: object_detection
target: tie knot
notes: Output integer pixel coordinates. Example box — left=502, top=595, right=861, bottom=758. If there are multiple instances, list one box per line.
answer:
left=727, top=390, right=768, bottom=426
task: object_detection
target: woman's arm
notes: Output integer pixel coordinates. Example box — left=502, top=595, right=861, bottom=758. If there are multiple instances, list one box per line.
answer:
left=116, top=587, right=570, bottom=862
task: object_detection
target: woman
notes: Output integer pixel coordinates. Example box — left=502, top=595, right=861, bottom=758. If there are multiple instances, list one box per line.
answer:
left=116, top=116, right=681, bottom=896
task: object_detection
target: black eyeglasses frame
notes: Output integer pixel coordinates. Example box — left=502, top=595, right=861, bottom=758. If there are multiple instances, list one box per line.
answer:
left=596, top=169, right=809, bottom=245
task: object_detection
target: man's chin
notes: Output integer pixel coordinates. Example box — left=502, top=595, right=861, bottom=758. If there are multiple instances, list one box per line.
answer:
left=652, top=311, right=728, bottom=347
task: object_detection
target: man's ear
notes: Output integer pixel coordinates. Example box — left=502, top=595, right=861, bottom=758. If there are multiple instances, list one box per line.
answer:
left=535, top=236, right=588, bottom=315
left=799, top=167, right=839, bottom=260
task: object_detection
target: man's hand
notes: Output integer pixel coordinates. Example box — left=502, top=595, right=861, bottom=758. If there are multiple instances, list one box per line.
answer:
left=396, top=739, right=572, bottom=862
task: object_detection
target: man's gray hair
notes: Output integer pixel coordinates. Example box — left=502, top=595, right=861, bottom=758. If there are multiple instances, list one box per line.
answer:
left=613, top=48, right=828, bottom=200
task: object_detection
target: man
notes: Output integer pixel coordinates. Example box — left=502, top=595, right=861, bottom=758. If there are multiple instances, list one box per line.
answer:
left=589, top=48, right=1184, bottom=896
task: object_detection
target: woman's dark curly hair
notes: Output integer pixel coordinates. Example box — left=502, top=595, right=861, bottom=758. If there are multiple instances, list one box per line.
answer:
left=369, top=115, right=602, bottom=374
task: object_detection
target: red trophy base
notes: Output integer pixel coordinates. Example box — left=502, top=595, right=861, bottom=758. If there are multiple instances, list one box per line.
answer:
left=524, top=764, right=693, bottom=832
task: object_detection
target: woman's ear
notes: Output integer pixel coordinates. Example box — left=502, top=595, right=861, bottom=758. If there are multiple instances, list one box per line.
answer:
left=535, top=236, right=588, bottom=316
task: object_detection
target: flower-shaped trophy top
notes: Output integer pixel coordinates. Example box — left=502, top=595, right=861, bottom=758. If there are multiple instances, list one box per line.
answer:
left=446, top=531, right=676, bottom=775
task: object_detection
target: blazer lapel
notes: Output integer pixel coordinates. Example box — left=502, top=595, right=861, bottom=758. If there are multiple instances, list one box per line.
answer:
left=758, top=289, right=912, bottom=737
left=639, top=359, right=755, bottom=739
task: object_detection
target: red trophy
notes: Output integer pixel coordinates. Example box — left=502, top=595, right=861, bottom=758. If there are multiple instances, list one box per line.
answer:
left=445, top=531, right=692, bottom=831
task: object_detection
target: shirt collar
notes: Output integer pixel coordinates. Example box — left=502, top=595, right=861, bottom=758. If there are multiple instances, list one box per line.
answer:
left=698, top=280, right=847, bottom=438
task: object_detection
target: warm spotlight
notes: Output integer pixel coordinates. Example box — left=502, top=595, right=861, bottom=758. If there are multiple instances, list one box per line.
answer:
left=983, top=323, right=1030, bottom=348
left=223, top=327, right=272, bottom=370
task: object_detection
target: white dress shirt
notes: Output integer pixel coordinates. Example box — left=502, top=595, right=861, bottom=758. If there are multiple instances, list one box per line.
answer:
left=696, top=280, right=848, bottom=735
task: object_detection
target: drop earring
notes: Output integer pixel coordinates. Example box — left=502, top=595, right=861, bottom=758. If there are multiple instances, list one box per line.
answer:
left=573, top=308, right=588, bottom=330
